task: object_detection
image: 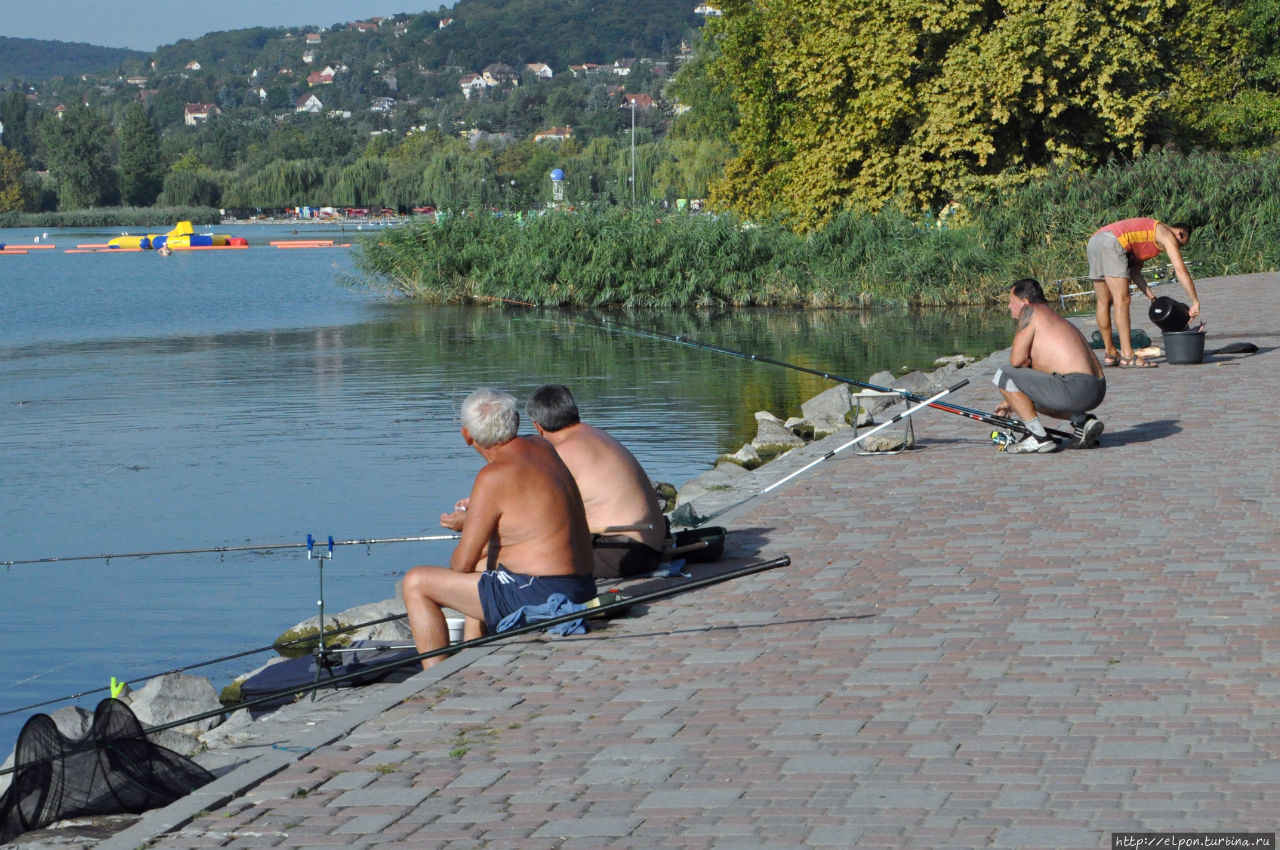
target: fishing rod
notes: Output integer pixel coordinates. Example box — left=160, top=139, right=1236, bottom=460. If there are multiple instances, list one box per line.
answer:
left=0, top=554, right=792, bottom=776
left=0, top=533, right=463, bottom=568
left=2, top=524, right=656, bottom=569
left=593, top=316, right=1071, bottom=440
left=0, top=609, right=411, bottom=718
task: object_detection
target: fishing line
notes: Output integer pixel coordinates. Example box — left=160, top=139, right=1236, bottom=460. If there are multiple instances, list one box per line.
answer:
left=0, top=555, right=791, bottom=776
left=589, top=316, right=1071, bottom=440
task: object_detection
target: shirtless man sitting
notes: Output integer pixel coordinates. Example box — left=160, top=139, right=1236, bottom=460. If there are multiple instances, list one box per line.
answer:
left=992, top=278, right=1108, bottom=454
left=401, top=387, right=596, bottom=668
left=526, top=384, right=667, bottom=579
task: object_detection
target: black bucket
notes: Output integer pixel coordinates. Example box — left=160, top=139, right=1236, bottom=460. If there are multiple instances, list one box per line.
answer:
left=1149, top=296, right=1191, bottom=333
left=1163, top=331, right=1206, bottom=364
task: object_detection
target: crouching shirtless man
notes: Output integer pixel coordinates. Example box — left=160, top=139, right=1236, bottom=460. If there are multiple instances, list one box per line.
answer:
left=993, top=279, right=1108, bottom=453
left=526, top=384, right=667, bottom=579
left=402, top=387, right=596, bottom=668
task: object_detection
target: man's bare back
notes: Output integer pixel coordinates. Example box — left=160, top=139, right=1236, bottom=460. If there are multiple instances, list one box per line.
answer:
left=540, top=423, right=666, bottom=552
left=1011, top=298, right=1103, bottom=379
left=449, top=434, right=594, bottom=577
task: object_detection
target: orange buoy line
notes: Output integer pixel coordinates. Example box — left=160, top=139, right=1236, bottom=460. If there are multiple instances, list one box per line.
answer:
left=5, top=244, right=56, bottom=250
left=74, top=243, right=114, bottom=248
left=169, top=244, right=250, bottom=251
left=0, top=249, right=30, bottom=255
left=269, top=239, right=334, bottom=246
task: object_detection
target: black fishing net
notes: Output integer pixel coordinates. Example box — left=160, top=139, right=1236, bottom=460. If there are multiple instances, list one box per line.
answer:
left=0, top=698, right=214, bottom=843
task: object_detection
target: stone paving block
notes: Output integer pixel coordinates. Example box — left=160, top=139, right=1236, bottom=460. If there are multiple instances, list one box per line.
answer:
left=530, top=816, right=644, bottom=838
left=328, top=787, right=435, bottom=808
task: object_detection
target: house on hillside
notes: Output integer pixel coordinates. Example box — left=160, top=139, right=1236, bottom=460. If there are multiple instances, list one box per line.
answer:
left=251, top=86, right=268, bottom=103
left=126, top=75, right=148, bottom=87
left=526, top=63, right=553, bottom=81
left=482, top=63, right=519, bottom=86
left=303, top=50, right=318, bottom=64
left=438, top=17, right=454, bottom=28
left=295, top=93, right=323, bottom=113
left=534, top=125, right=573, bottom=142
left=53, top=104, right=67, bottom=119
left=569, top=63, right=604, bottom=78
left=184, top=103, right=220, bottom=125
left=370, top=97, right=397, bottom=113
left=694, top=4, right=722, bottom=15
left=185, top=61, right=202, bottom=71
left=349, top=19, right=381, bottom=32
left=621, top=92, right=655, bottom=110
left=307, top=69, right=334, bottom=86
left=611, top=58, right=638, bottom=76
left=459, top=73, right=489, bottom=99
left=306, top=33, right=322, bottom=45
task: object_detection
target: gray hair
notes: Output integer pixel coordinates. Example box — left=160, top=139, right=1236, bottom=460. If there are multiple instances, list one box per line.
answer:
left=460, top=387, right=519, bottom=448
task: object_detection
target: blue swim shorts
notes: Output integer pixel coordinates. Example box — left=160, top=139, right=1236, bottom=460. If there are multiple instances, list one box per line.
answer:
left=476, top=565, right=597, bottom=628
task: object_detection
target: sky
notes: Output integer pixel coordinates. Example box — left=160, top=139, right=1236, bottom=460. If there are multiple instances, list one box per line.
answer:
left=2, top=1, right=442, bottom=52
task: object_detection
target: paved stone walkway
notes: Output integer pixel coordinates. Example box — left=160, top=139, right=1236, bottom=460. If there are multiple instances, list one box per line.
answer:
left=101, top=274, right=1278, bottom=849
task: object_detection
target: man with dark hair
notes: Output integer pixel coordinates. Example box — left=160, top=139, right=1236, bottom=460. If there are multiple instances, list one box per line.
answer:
left=401, top=388, right=596, bottom=668
left=527, top=384, right=667, bottom=578
left=992, top=279, right=1107, bottom=453
left=1087, top=218, right=1200, bottom=368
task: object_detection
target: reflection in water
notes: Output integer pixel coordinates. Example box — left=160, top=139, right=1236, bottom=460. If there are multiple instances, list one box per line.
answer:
left=0, top=224, right=1013, bottom=747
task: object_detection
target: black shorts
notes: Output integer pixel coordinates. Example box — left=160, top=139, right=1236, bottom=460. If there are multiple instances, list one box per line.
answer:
left=592, top=535, right=663, bottom=579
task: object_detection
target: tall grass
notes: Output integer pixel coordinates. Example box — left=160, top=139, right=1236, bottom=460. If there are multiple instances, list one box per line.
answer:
left=0, top=206, right=222, bottom=229
left=352, top=148, right=1280, bottom=307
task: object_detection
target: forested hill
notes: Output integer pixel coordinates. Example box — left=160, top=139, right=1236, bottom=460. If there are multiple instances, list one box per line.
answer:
left=148, top=0, right=698, bottom=75
left=419, top=0, right=699, bottom=68
left=0, top=37, right=145, bottom=81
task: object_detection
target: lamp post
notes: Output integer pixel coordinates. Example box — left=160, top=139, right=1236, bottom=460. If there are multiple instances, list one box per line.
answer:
left=629, top=99, right=636, bottom=205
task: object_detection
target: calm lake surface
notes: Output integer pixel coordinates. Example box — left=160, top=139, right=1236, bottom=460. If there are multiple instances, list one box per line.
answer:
left=0, top=222, right=1013, bottom=747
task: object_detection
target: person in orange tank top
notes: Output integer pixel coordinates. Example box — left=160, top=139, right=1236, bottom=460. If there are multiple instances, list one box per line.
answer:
left=1086, top=218, right=1200, bottom=368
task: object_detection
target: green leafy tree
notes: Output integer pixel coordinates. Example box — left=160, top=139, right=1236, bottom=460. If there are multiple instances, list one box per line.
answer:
left=0, top=146, right=34, bottom=212
left=39, top=103, right=116, bottom=209
left=117, top=102, right=165, bottom=206
left=1, top=92, right=37, bottom=163
left=706, top=0, right=1251, bottom=229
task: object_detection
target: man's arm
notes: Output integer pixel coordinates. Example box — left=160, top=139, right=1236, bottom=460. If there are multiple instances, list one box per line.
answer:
left=449, top=473, right=499, bottom=573
left=1009, top=305, right=1036, bottom=368
left=1157, top=227, right=1200, bottom=316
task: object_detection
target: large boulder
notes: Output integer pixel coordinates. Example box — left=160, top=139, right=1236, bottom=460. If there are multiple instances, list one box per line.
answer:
left=750, top=411, right=805, bottom=455
left=800, top=385, right=857, bottom=437
left=674, top=461, right=750, bottom=507
left=125, top=672, right=223, bottom=738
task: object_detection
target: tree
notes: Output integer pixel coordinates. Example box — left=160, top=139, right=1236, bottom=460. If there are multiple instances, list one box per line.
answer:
left=39, top=103, right=116, bottom=209
left=705, top=0, right=1251, bottom=229
left=0, top=146, right=33, bottom=212
left=1, top=92, right=36, bottom=163
left=117, top=102, right=165, bottom=206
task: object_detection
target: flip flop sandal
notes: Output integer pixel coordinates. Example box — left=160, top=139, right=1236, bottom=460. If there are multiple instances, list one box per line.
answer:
left=1103, top=355, right=1120, bottom=367
left=1117, top=355, right=1157, bottom=368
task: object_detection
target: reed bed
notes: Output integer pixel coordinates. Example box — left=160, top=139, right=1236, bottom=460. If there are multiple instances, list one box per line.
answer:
left=354, top=147, right=1280, bottom=308
left=0, top=206, right=222, bottom=229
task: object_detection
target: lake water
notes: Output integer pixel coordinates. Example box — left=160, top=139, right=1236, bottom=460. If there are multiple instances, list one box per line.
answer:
left=0, top=222, right=1013, bottom=748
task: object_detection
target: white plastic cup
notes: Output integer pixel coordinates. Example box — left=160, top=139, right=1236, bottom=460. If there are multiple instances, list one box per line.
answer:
left=446, top=617, right=465, bottom=644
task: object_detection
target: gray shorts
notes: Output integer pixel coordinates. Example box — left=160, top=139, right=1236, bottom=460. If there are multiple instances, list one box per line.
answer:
left=1087, top=231, right=1130, bottom=280
left=993, top=367, right=1106, bottom=415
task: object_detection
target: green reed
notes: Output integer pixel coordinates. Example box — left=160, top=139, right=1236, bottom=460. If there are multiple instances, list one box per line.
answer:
left=0, top=206, right=222, bottom=229
left=351, top=147, right=1280, bottom=308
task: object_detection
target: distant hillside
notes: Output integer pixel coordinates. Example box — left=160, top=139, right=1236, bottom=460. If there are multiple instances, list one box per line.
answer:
left=0, top=37, right=146, bottom=81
